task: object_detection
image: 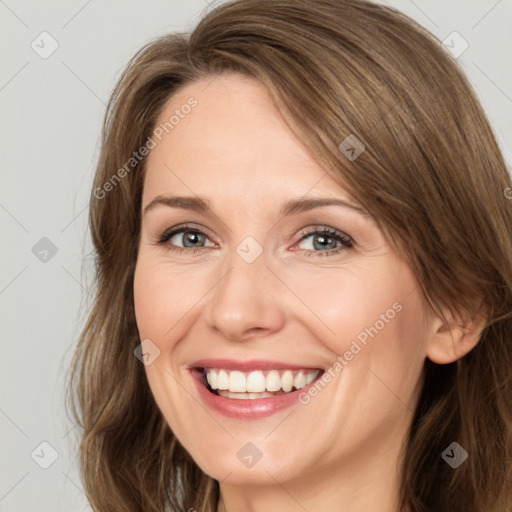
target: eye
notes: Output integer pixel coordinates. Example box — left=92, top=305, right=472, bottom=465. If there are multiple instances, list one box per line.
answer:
left=295, top=226, right=354, bottom=257
left=156, top=224, right=215, bottom=254
left=154, top=224, right=354, bottom=257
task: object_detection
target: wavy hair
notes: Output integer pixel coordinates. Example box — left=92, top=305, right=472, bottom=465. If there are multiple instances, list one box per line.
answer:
left=66, top=0, right=512, bottom=510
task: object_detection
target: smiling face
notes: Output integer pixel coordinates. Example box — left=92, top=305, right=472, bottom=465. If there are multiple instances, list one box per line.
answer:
left=133, top=73, right=436, bottom=492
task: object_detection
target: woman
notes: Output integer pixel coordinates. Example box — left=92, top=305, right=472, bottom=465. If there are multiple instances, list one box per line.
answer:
left=66, top=0, right=512, bottom=510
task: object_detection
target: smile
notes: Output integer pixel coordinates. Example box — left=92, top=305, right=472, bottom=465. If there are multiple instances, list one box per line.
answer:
left=204, top=368, right=321, bottom=399
left=189, top=359, right=325, bottom=418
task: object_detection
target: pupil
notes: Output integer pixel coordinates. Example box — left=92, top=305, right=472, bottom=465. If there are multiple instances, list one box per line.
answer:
left=184, top=232, right=204, bottom=247
left=314, top=234, right=336, bottom=250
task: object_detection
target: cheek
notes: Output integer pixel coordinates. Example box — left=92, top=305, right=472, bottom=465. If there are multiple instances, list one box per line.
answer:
left=281, top=258, right=430, bottom=412
left=133, top=259, right=219, bottom=445
left=133, top=258, right=209, bottom=343
left=280, top=258, right=422, bottom=356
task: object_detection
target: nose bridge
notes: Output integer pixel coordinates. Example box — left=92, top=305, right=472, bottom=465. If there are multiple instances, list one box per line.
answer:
left=204, top=238, right=285, bottom=340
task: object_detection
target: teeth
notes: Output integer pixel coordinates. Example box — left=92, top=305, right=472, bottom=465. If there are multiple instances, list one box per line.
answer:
left=266, top=370, right=281, bottom=392
left=220, top=391, right=275, bottom=399
left=204, top=368, right=320, bottom=396
left=206, top=370, right=218, bottom=389
left=305, top=371, right=317, bottom=385
left=281, top=370, right=294, bottom=392
left=229, top=370, right=246, bottom=392
left=247, top=371, right=266, bottom=392
left=294, top=371, right=306, bottom=389
left=217, top=370, right=229, bottom=390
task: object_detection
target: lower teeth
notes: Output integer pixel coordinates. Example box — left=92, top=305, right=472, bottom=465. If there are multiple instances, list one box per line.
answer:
left=215, top=389, right=291, bottom=399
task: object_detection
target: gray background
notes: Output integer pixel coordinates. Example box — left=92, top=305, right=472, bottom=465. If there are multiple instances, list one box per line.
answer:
left=1, top=1, right=511, bottom=510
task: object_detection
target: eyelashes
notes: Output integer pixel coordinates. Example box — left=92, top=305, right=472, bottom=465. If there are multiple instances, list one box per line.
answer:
left=155, top=223, right=354, bottom=257
left=296, top=226, right=354, bottom=256
left=156, top=224, right=214, bottom=256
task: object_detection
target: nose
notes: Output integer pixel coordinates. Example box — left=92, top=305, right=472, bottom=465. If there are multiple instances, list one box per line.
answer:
left=203, top=248, right=287, bottom=342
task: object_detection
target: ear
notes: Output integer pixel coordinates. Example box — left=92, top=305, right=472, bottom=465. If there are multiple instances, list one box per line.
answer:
left=426, top=305, right=487, bottom=364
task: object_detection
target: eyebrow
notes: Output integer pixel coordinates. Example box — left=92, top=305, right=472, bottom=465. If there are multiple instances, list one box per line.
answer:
left=142, top=195, right=370, bottom=218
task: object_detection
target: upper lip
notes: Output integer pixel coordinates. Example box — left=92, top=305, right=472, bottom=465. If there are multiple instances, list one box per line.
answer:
left=189, top=358, right=323, bottom=372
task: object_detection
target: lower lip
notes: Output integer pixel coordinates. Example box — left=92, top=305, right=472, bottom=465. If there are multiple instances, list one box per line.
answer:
left=190, top=369, right=321, bottom=419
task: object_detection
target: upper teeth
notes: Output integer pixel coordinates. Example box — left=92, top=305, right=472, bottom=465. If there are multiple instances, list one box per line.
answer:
left=205, top=369, right=320, bottom=393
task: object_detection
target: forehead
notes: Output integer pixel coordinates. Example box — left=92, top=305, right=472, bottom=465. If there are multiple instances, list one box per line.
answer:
left=143, top=73, right=355, bottom=206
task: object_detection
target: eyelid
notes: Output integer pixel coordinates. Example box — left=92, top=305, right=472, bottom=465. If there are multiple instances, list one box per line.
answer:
left=156, top=222, right=218, bottom=244
left=297, top=225, right=352, bottom=240
left=293, top=225, right=354, bottom=253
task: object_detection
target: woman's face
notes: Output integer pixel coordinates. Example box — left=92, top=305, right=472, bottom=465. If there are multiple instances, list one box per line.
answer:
left=133, top=73, right=436, bottom=487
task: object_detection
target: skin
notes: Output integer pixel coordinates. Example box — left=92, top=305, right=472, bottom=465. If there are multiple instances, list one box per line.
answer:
left=133, top=72, right=483, bottom=512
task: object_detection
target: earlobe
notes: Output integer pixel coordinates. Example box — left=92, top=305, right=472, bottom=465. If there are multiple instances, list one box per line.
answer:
left=426, top=307, right=487, bottom=365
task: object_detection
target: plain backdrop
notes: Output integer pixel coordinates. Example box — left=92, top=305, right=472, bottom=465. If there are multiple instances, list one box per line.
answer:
left=1, top=1, right=511, bottom=510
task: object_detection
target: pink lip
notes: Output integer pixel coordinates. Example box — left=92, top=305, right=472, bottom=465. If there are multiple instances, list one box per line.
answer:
left=188, top=360, right=324, bottom=419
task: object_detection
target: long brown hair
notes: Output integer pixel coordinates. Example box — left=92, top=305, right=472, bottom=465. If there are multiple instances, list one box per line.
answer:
left=65, top=0, right=512, bottom=510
